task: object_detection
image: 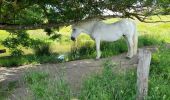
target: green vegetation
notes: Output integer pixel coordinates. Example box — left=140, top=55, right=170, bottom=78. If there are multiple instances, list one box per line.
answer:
left=79, top=46, right=170, bottom=100
left=24, top=70, right=71, bottom=100
left=0, top=0, right=170, bottom=99
left=79, top=60, right=136, bottom=100
left=148, top=45, right=170, bottom=100
left=8, top=46, right=169, bottom=100
left=0, top=45, right=170, bottom=99
left=0, top=54, right=59, bottom=67
left=0, top=81, right=18, bottom=100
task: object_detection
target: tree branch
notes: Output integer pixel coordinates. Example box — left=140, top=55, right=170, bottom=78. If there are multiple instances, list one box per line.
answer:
left=0, top=14, right=170, bottom=30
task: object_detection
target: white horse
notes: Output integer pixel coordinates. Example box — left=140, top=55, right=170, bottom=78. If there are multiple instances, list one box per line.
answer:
left=71, top=19, right=138, bottom=59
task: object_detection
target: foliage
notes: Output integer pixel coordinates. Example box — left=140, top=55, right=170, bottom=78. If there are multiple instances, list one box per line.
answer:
left=44, top=28, right=61, bottom=41
left=2, top=30, right=30, bottom=56
left=34, top=42, right=51, bottom=56
left=1, top=30, right=55, bottom=57
left=0, top=0, right=170, bottom=30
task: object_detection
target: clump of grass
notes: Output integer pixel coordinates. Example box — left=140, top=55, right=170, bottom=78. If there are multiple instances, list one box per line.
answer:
left=148, top=45, right=170, bottom=100
left=138, top=35, right=162, bottom=47
left=0, top=56, right=29, bottom=67
left=101, top=39, right=127, bottom=57
left=79, top=60, right=136, bottom=100
left=24, top=71, right=72, bottom=100
left=69, top=41, right=95, bottom=60
left=0, top=54, right=59, bottom=67
left=0, top=81, right=18, bottom=100
left=34, top=42, right=52, bottom=56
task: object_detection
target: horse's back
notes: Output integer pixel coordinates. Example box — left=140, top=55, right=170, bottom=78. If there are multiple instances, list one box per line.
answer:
left=116, top=19, right=136, bottom=35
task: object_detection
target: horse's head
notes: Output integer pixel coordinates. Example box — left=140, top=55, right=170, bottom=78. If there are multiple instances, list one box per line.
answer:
left=71, top=26, right=84, bottom=41
left=71, top=20, right=97, bottom=41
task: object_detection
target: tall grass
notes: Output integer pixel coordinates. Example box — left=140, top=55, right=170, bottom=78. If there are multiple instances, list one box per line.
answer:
left=24, top=70, right=72, bottom=100
left=0, top=54, right=59, bottom=67
left=79, top=60, right=136, bottom=100
left=148, top=45, right=170, bottom=100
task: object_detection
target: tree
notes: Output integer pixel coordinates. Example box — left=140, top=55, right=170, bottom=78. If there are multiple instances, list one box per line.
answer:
left=0, top=0, right=170, bottom=30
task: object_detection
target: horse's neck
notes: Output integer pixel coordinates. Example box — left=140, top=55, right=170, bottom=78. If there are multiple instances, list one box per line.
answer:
left=81, top=21, right=97, bottom=35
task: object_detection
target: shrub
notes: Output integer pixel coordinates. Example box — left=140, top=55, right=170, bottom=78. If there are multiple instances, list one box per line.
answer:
left=34, top=42, right=52, bottom=56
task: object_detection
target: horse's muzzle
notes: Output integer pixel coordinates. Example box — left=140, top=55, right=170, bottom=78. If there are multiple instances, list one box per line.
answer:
left=71, top=37, right=75, bottom=41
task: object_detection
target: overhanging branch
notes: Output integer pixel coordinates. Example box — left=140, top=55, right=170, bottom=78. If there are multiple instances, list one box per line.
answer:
left=0, top=14, right=170, bottom=30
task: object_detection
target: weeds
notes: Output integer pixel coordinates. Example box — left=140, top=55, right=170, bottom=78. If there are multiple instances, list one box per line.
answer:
left=79, top=60, right=136, bottom=100
left=148, top=45, right=170, bottom=100
left=24, top=70, right=71, bottom=100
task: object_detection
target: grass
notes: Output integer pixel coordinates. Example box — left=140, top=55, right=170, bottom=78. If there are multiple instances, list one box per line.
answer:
left=0, top=54, right=59, bottom=67
left=79, top=60, right=136, bottom=100
left=148, top=45, right=170, bottom=100
left=24, top=70, right=72, bottom=100
left=79, top=45, right=170, bottom=100
left=0, top=81, right=18, bottom=100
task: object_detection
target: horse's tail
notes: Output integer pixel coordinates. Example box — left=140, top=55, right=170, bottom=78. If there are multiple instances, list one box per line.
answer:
left=133, top=24, right=138, bottom=55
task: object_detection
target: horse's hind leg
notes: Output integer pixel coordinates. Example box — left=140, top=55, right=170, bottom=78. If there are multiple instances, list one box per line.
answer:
left=124, top=36, right=130, bottom=57
left=133, top=31, right=138, bottom=55
left=95, top=39, right=101, bottom=59
left=127, top=37, right=134, bottom=58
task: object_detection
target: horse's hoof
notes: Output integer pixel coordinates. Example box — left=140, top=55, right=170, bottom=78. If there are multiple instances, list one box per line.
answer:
left=95, top=58, right=100, bottom=61
left=126, top=56, right=132, bottom=59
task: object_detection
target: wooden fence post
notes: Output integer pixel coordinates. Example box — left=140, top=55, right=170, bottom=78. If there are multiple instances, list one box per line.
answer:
left=137, top=49, right=151, bottom=100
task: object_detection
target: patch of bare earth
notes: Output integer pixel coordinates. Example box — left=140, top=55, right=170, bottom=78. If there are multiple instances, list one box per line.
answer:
left=0, top=46, right=158, bottom=100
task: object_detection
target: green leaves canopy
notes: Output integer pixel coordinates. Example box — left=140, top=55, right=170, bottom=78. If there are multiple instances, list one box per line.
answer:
left=0, top=0, right=169, bottom=30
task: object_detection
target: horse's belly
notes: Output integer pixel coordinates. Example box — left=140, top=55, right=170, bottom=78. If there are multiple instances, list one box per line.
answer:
left=100, top=33, right=121, bottom=41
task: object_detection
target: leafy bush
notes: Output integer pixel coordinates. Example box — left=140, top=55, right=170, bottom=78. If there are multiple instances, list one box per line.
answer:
left=34, top=42, right=52, bottom=56
left=2, top=30, right=31, bottom=56
left=69, top=41, right=95, bottom=60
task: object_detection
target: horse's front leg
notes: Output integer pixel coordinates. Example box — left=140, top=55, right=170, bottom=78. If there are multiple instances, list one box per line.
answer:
left=95, top=39, right=101, bottom=60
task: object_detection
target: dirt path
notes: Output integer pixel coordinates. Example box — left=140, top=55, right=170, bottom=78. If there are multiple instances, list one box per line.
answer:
left=0, top=47, right=158, bottom=99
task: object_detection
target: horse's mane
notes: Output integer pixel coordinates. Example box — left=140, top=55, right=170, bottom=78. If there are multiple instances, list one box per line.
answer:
left=72, top=18, right=102, bottom=27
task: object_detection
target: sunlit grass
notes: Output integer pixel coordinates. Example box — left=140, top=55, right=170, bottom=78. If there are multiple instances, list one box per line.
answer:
left=0, top=30, right=10, bottom=41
